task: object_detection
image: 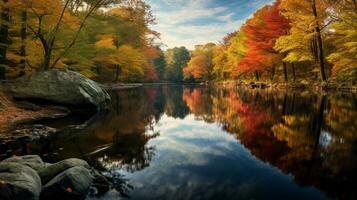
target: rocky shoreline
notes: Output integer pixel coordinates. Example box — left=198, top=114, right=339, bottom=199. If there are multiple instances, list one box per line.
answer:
left=0, top=155, right=111, bottom=200
left=0, top=70, right=146, bottom=135
left=213, top=80, right=357, bottom=93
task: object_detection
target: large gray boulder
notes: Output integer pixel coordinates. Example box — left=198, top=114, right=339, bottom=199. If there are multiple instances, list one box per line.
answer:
left=0, top=162, right=42, bottom=200
left=1, top=155, right=46, bottom=172
left=38, top=158, right=90, bottom=185
left=40, top=166, right=94, bottom=200
left=7, top=69, right=111, bottom=111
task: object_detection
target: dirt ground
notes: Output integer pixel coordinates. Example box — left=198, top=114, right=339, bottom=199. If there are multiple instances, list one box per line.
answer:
left=0, top=90, right=67, bottom=133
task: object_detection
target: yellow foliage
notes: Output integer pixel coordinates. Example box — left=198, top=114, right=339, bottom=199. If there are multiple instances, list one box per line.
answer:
left=326, top=2, right=357, bottom=76
left=95, top=34, right=116, bottom=50
left=116, top=45, right=146, bottom=81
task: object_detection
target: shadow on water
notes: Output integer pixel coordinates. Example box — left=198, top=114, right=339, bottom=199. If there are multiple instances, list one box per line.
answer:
left=1, top=85, right=357, bottom=199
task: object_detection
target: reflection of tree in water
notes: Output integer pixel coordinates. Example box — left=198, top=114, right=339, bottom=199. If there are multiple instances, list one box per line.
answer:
left=90, top=88, right=164, bottom=173
left=11, top=86, right=355, bottom=199
left=272, top=94, right=357, bottom=199
left=96, top=131, right=159, bottom=173
left=183, top=87, right=214, bottom=122
left=165, top=85, right=190, bottom=119
left=182, top=87, right=357, bottom=200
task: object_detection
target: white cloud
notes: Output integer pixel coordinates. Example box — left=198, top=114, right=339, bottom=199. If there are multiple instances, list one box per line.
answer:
left=153, top=19, right=244, bottom=49
left=147, top=0, right=271, bottom=49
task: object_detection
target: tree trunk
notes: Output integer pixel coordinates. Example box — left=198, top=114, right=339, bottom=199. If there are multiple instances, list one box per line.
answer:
left=114, top=64, right=120, bottom=82
left=312, top=38, right=318, bottom=61
left=114, top=38, right=120, bottom=82
left=312, top=0, right=327, bottom=81
left=271, top=66, right=276, bottom=81
left=20, top=10, right=27, bottom=74
left=42, top=49, right=52, bottom=70
left=283, top=62, right=288, bottom=82
left=255, top=71, right=260, bottom=81
left=0, top=0, right=9, bottom=79
left=291, top=63, right=296, bottom=81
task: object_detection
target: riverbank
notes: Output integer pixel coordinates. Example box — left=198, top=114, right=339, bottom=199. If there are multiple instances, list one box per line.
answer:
left=0, top=80, right=142, bottom=134
left=213, top=80, right=357, bottom=93
left=100, top=83, right=143, bottom=90
left=0, top=90, right=69, bottom=134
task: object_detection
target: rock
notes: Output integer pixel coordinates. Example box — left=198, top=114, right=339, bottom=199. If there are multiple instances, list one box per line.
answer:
left=38, top=158, right=90, bottom=184
left=1, top=155, right=46, bottom=172
left=0, top=162, right=42, bottom=200
left=7, top=69, right=111, bottom=111
left=90, top=169, right=110, bottom=196
left=40, top=166, right=94, bottom=200
left=12, top=125, right=58, bottom=142
left=14, top=101, right=41, bottom=111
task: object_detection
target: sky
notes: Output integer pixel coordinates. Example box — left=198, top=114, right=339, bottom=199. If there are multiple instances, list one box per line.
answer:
left=146, top=0, right=274, bottom=50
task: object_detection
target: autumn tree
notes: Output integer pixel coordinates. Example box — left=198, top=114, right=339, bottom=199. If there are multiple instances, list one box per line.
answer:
left=183, top=43, right=215, bottom=82
left=166, top=47, right=190, bottom=82
left=237, top=1, right=290, bottom=82
left=238, top=6, right=271, bottom=80
left=25, top=0, right=108, bottom=70
left=326, top=0, right=357, bottom=83
left=275, top=0, right=329, bottom=81
left=212, top=31, right=247, bottom=80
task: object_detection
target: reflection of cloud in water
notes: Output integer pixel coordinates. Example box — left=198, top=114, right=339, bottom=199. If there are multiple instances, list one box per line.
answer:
left=319, top=130, right=332, bottom=148
left=153, top=114, right=251, bottom=165
left=122, top=114, right=328, bottom=200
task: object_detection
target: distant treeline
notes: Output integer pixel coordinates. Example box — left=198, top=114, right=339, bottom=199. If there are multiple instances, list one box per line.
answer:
left=176, top=0, right=357, bottom=84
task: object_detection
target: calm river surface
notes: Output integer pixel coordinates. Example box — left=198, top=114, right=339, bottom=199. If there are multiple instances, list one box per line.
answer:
left=2, top=85, right=357, bottom=200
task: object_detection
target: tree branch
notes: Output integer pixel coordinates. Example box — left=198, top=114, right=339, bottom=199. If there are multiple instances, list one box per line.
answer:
left=50, top=0, right=104, bottom=68
left=50, top=0, right=70, bottom=42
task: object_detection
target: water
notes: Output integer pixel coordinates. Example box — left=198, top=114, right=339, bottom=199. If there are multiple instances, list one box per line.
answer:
left=1, top=85, right=357, bottom=200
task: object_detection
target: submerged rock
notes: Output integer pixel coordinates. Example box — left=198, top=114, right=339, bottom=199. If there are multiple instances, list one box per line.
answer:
left=12, top=125, right=58, bottom=142
left=0, top=162, right=42, bottom=200
left=90, top=169, right=110, bottom=196
left=38, top=158, right=90, bottom=185
left=40, top=166, right=94, bottom=200
left=7, top=69, right=111, bottom=111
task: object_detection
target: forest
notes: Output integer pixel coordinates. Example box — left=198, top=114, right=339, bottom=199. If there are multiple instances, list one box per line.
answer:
left=0, top=1, right=356, bottom=199
left=0, top=0, right=356, bottom=86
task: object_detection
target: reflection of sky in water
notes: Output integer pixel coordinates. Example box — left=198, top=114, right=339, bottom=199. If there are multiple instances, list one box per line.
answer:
left=114, top=114, right=329, bottom=200
left=319, top=131, right=332, bottom=148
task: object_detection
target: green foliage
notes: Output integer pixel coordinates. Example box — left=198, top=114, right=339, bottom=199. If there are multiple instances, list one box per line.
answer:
left=153, top=48, right=166, bottom=80
left=166, top=47, right=190, bottom=82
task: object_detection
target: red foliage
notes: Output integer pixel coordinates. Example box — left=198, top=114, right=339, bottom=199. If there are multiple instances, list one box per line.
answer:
left=237, top=0, right=290, bottom=74
left=144, top=63, right=158, bottom=81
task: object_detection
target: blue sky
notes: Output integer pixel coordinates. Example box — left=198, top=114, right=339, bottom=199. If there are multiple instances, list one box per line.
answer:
left=146, top=0, right=274, bottom=50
